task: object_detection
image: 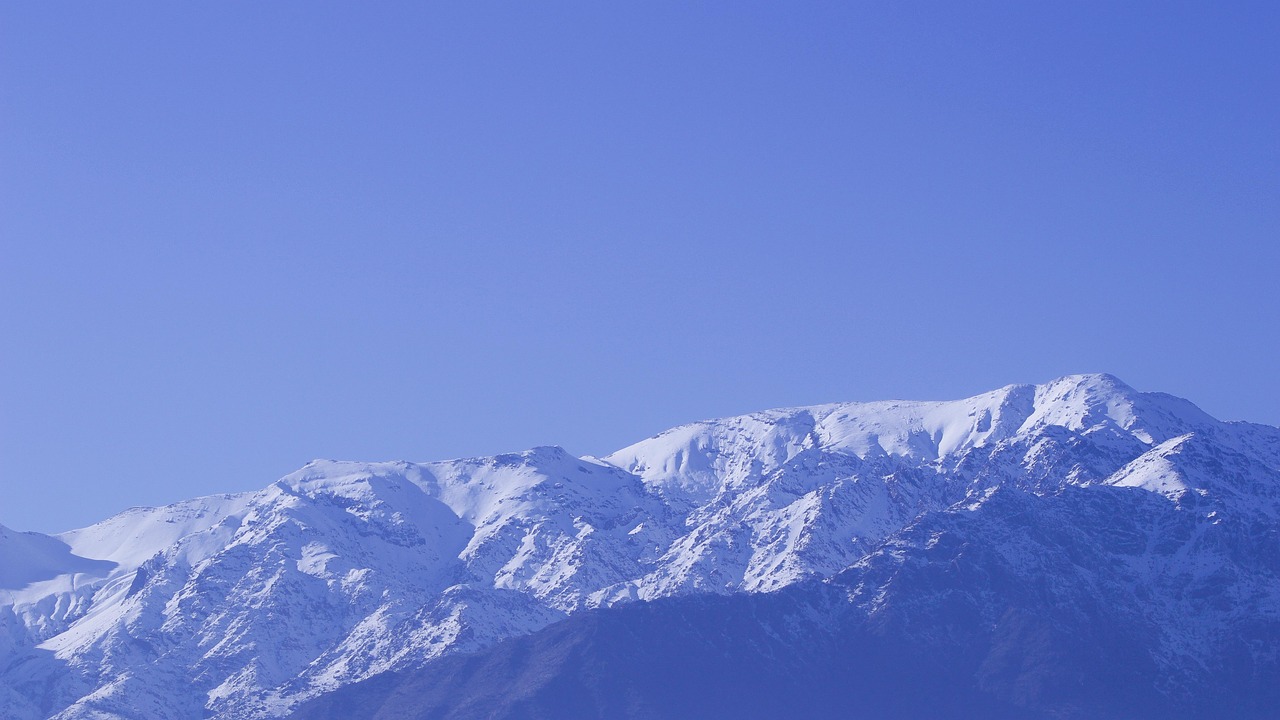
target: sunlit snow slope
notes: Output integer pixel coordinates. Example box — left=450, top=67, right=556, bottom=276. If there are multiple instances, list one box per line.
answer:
left=2, top=374, right=1278, bottom=719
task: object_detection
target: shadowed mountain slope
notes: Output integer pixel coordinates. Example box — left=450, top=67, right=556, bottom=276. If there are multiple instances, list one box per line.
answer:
left=3, top=375, right=1278, bottom=718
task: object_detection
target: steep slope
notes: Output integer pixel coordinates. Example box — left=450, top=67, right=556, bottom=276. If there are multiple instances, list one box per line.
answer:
left=5, top=450, right=669, bottom=720
left=292, top=484, right=1280, bottom=720
left=2, top=374, right=1277, bottom=719
left=290, top=586, right=1021, bottom=720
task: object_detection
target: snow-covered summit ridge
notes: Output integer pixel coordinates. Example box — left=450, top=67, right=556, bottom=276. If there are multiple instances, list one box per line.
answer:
left=0, top=525, right=115, bottom=594
left=604, top=373, right=1226, bottom=503
left=3, top=373, right=1277, bottom=720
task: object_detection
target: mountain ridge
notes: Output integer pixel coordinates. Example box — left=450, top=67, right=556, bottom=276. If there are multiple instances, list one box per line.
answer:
left=2, top=373, right=1277, bottom=719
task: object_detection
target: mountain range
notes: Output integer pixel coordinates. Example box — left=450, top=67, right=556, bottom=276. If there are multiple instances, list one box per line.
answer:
left=3, top=373, right=1278, bottom=718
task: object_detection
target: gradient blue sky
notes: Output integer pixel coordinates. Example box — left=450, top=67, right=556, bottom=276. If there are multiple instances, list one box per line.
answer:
left=2, top=2, right=1277, bottom=532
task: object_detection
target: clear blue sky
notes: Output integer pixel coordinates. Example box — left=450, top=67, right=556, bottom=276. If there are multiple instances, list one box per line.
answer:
left=2, top=2, right=1276, bottom=533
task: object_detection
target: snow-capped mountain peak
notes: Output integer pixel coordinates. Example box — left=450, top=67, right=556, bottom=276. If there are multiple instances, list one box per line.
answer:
left=3, top=374, right=1276, bottom=720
